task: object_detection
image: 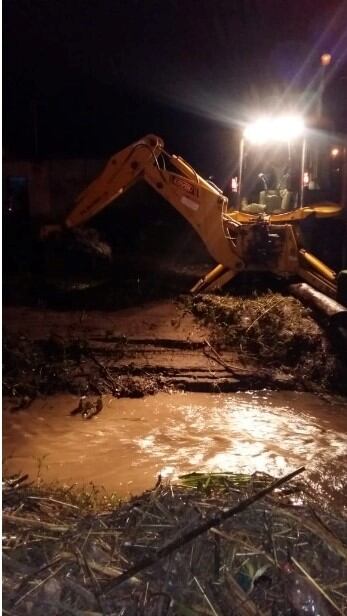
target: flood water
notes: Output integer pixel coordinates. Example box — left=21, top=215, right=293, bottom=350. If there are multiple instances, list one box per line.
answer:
left=3, top=391, right=347, bottom=508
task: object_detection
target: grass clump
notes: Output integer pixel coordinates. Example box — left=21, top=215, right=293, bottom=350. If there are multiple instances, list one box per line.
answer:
left=190, top=292, right=347, bottom=393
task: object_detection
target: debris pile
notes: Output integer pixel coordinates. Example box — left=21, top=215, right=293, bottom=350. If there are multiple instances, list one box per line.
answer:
left=3, top=334, right=161, bottom=402
left=3, top=471, right=347, bottom=615
left=191, top=292, right=347, bottom=393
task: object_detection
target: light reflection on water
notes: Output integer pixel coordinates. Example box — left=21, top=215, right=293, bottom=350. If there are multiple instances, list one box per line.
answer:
left=3, top=390, right=347, bottom=505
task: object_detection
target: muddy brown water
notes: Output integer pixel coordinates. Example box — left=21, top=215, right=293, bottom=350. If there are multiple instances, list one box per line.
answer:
left=3, top=391, right=347, bottom=508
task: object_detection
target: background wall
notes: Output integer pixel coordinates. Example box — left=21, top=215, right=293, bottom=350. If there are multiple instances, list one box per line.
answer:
left=3, top=159, right=105, bottom=219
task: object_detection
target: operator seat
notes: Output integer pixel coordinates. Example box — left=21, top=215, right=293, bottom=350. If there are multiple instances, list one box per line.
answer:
left=259, top=190, right=281, bottom=213
left=260, top=190, right=293, bottom=213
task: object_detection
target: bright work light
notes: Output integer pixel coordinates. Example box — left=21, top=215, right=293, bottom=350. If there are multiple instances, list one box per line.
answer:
left=243, top=115, right=305, bottom=144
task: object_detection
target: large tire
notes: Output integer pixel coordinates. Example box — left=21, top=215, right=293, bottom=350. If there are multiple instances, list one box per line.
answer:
left=337, top=270, right=347, bottom=306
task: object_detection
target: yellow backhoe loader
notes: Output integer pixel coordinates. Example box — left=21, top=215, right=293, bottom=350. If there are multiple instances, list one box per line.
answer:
left=42, top=115, right=347, bottom=310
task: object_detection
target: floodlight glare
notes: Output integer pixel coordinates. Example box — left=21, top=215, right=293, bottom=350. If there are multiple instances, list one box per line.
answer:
left=244, top=116, right=305, bottom=144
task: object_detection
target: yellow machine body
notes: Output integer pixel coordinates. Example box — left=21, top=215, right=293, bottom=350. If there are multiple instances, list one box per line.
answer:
left=41, top=134, right=345, bottom=299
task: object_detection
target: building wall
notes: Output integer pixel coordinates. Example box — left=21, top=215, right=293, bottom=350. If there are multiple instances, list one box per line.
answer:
left=3, top=159, right=105, bottom=219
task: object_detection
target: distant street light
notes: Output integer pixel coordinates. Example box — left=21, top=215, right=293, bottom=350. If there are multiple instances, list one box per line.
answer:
left=321, top=53, right=332, bottom=67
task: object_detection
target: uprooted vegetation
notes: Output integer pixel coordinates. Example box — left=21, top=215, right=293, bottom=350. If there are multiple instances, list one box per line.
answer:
left=2, top=334, right=162, bottom=402
left=3, top=471, right=347, bottom=615
left=190, top=291, right=347, bottom=394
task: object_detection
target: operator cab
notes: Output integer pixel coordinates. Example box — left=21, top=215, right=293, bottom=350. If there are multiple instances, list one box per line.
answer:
left=236, top=115, right=345, bottom=215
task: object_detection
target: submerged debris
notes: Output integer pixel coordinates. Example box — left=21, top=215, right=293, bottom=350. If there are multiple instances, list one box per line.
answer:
left=3, top=471, right=347, bottom=615
left=71, top=395, right=103, bottom=419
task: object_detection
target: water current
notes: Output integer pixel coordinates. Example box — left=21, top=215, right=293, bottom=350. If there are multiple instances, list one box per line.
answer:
left=3, top=391, right=347, bottom=508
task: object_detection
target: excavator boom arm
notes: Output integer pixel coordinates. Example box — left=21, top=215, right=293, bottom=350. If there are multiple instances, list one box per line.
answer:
left=60, top=134, right=239, bottom=270
left=65, top=135, right=164, bottom=228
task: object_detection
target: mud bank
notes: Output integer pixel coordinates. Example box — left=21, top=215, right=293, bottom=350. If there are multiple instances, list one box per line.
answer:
left=3, top=290, right=347, bottom=401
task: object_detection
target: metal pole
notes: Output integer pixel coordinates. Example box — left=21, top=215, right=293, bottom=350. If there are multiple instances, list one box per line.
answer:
left=299, top=138, right=306, bottom=208
left=318, top=53, right=332, bottom=119
left=317, top=65, right=325, bottom=119
left=237, top=138, right=244, bottom=211
left=342, top=145, right=347, bottom=268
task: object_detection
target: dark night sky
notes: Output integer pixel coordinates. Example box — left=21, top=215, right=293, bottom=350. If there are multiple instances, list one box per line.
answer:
left=3, top=0, right=347, bottom=181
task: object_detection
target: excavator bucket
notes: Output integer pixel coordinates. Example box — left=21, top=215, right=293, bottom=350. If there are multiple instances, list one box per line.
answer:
left=41, top=228, right=113, bottom=294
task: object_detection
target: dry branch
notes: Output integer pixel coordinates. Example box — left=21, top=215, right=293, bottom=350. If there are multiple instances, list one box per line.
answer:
left=102, top=466, right=305, bottom=595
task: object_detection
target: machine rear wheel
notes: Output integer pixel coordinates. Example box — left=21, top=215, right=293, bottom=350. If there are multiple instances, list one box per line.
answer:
left=337, top=270, right=347, bottom=306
